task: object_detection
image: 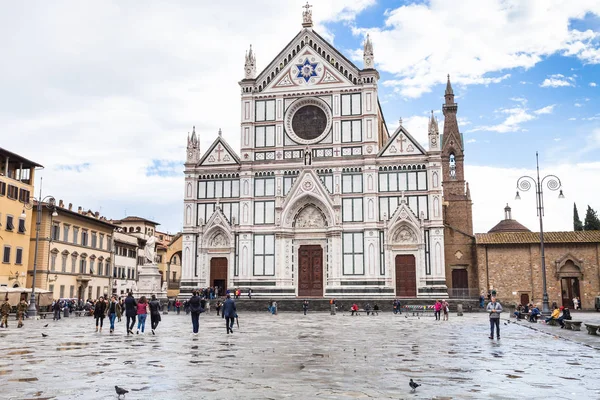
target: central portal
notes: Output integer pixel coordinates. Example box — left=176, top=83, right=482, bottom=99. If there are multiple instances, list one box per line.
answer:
left=210, top=257, right=228, bottom=295
left=395, top=254, right=416, bottom=297
left=298, top=245, right=323, bottom=297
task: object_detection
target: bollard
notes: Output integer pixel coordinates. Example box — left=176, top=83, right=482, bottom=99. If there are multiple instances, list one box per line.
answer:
left=162, top=303, right=168, bottom=315
left=457, top=303, right=464, bottom=316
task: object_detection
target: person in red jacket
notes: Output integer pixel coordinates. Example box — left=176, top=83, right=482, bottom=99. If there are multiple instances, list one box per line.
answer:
left=351, top=303, right=359, bottom=316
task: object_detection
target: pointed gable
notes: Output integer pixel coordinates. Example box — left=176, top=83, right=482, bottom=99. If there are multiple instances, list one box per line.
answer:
left=387, top=196, right=423, bottom=245
left=378, top=125, right=426, bottom=157
left=255, top=29, right=362, bottom=94
left=280, top=169, right=336, bottom=228
left=198, top=134, right=240, bottom=166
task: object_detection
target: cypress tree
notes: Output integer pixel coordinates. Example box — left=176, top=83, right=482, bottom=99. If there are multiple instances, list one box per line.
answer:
left=573, top=203, right=583, bottom=231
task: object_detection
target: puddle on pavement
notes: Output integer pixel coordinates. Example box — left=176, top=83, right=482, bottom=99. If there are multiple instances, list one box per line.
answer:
left=506, top=374, right=522, bottom=379
left=87, top=371, right=104, bottom=376
left=559, top=376, right=581, bottom=380
left=0, top=370, right=12, bottom=375
left=7, top=350, right=34, bottom=356
left=9, top=377, right=38, bottom=382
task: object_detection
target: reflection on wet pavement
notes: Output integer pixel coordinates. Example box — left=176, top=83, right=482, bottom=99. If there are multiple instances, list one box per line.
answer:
left=1, top=312, right=600, bottom=399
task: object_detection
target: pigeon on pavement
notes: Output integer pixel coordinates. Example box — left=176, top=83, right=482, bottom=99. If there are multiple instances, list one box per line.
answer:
left=43, top=324, right=49, bottom=327
left=409, top=379, right=421, bottom=392
left=41, top=333, right=48, bottom=338
left=115, top=385, right=129, bottom=398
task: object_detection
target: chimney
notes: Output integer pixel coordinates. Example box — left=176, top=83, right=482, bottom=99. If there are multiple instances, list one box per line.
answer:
left=68, top=203, right=73, bottom=211
left=95, top=211, right=100, bottom=218
left=78, top=206, right=82, bottom=213
left=59, top=200, right=64, bottom=208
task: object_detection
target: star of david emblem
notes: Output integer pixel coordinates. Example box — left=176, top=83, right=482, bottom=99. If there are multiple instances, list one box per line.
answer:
left=296, top=58, right=318, bottom=82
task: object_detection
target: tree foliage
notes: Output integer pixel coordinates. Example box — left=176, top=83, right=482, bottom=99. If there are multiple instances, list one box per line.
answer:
left=573, top=203, right=583, bottom=231
left=583, top=205, right=600, bottom=231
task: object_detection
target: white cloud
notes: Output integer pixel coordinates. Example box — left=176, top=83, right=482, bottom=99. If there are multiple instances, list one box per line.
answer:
left=553, top=138, right=561, bottom=142
left=574, top=103, right=583, bottom=107
left=469, top=106, right=536, bottom=133
left=466, top=139, right=477, bottom=144
left=468, top=162, right=600, bottom=233
left=591, top=82, right=598, bottom=87
left=568, top=117, right=577, bottom=121
left=540, top=74, right=575, bottom=88
left=534, top=104, right=556, bottom=115
left=354, top=2, right=600, bottom=97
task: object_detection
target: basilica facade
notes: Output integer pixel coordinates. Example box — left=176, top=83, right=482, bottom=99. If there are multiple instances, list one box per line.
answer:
left=181, top=8, right=472, bottom=299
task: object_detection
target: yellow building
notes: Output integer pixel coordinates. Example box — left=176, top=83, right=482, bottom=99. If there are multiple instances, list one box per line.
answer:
left=162, top=232, right=182, bottom=298
left=27, top=200, right=117, bottom=301
left=0, top=147, right=41, bottom=289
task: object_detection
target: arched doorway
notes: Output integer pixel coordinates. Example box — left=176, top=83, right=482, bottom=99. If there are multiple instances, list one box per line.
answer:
left=210, top=257, right=228, bottom=295
left=557, top=258, right=582, bottom=308
left=395, top=254, right=416, bottom=297
left=451, top=269, right=468, bottom=297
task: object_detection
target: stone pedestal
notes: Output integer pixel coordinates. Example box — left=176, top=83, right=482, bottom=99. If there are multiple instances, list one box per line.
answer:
left=457, top=303, right=464, bottom=316
left=134, top=263, right=167, bottom=302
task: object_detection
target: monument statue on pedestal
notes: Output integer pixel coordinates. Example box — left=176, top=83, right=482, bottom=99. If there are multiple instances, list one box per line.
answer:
left=133, top=234, right=167, bottom=304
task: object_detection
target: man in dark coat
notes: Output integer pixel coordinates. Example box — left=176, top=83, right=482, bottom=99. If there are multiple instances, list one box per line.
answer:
left=148, top=295, right=162, bottom=335
left=189, top=291, right=204, bottom=335
left=124, top=292, right=137, bottom=335
left=222, top=294, right=236, bottom=334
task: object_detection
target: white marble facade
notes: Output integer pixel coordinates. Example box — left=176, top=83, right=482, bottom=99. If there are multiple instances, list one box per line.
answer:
left=181, top=15, right=447, bottom=298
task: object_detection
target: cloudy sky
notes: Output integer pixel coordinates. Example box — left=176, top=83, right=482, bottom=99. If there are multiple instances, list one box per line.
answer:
left=2, top=0, right=599, bottom=234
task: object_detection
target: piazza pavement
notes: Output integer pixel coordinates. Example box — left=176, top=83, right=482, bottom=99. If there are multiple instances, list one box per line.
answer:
left=1, top=308, right=600, bottom=399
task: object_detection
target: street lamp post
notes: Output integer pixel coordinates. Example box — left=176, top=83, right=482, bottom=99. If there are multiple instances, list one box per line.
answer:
left=515, top=152, right=564, bottom=316
left=22, top=190, right=58, bottom=318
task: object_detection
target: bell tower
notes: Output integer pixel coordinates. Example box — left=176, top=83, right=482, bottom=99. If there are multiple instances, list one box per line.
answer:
left=440, top=75, right=476, bottom=294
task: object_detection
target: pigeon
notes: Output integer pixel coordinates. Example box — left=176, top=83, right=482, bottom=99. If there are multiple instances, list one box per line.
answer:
left=43, top=324, right=49, bottom=328
left=41, top=333, right=48, bottom=338
left=115, top=385, right=128, bottom=398
left=409, top=379, right=421, bottom=392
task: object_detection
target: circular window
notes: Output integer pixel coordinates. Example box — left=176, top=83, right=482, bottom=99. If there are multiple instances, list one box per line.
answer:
left=292, top=105, right=327, bottom=141
left=285, top=97, right=332, bottom=144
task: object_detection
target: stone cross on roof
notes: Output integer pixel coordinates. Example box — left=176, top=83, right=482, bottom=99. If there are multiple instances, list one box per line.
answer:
left=302, top=2, right=313, bottom=28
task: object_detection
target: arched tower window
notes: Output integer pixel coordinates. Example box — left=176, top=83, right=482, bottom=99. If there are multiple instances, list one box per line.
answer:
left=449, top=153, right=456, bottom=179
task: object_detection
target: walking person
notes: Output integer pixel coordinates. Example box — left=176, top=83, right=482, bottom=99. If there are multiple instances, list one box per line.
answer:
left=108, top=295, right=121, bottom=334
left=136, top=296, right=148, bottom=334
left=479, top=292, right=485, bottom=309
left=442, top=300, right=449, bottom=321
left=175, top=298, right=181, bottom=315
left=124, top=292, right=137, bottom=335
left=303, top=300, right=309, bottom=315
left=487, top=295, right=503, bottom=340
left=248, top=288, right=252, bottom=299
left=1, top=296, right=11, bottom=328
left=330, top=298, right=336, bottom=315
left=222, top=294, right=236, bottom=334
left=572, top=297, right=579, bottom=310
left=94, top=296, right=107, bottom=332
left=148, top=295, right=161, bottom=335
left=434, top=300, right=442, bottom=321
left=216, top=300, right=222, bottom=316
left=189, top=291, right=203, bottom=336
left=17, top=297, right=28, bottom=328
left=53, top=299, right=62, bottom=320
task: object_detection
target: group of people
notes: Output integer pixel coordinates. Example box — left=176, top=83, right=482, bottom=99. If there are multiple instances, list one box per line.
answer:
left=350, top=302, right=380, bottom=316
left=545, top=304, right=572, bottom=328
left=88, top=293, right=162, bottom=335
left=0, top=296, right=28, bottom=328
left=186, top=291, right=237, bottom=335
left=434, top=299, right=450, bottom=321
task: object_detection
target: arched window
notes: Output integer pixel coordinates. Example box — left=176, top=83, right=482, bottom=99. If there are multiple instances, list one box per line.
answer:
left=449, top=153, right=456, bottom=179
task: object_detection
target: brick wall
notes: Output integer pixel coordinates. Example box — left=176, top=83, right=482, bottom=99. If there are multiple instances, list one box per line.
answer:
left=477, top=242, right=600, bottom=310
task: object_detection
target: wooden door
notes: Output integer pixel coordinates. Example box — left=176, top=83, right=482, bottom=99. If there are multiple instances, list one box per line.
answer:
left=210, top=257, right=228, bottom=294
left=395, top=254, right=416, bottom=297
left=561, top=277, right=580, bottom=308
left=520, top=293, right=530, bottom=306
left=298, top=245, right=323, bottom=297
left=451, top=269, right=468, bottom=297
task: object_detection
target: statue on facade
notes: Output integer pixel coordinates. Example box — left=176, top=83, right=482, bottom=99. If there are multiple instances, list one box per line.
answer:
left=144, top=235, right=156, bottom=264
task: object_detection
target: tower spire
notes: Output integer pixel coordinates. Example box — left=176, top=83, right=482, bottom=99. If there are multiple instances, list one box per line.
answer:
left=244, top=44, right=256, bottom=79
left=363, top=33, right=374, bottom=69
left=444, top=74, right=455, bottom=105
left=302, top=2, right=313, bottom=28
left=186, top=125, right=200, bottom=164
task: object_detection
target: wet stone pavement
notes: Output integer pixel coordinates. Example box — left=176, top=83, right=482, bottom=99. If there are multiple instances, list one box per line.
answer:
left=1, top=310, right=600, bottom=399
